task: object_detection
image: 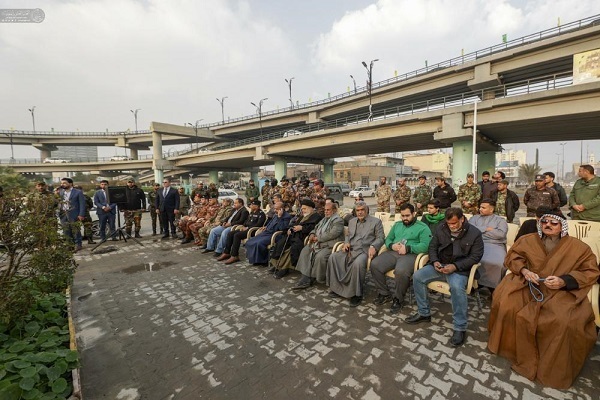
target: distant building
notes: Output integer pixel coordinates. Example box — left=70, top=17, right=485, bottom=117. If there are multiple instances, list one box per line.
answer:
left=52, top=146, right=98, bottom=161
left=403, top=151, right=452, bottom=180
left=495, top=150, right=527, bottom=183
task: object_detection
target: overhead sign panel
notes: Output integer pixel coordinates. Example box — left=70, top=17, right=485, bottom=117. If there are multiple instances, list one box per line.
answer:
left=573, top=48, right=600, bottom=84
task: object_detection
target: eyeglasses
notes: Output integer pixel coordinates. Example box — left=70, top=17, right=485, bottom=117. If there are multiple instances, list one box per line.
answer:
left=163, top=181, right=169, bottom=183
left=540, top=219, right=560, bottom=226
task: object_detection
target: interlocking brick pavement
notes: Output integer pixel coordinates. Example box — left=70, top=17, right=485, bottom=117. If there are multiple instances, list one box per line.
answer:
left=71, top=235, right=600, bottom=400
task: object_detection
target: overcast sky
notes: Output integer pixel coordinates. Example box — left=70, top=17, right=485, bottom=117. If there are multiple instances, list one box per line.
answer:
left=1, top=0, right=598, bottom=174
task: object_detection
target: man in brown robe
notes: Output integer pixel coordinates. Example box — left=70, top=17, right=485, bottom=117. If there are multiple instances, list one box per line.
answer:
left=487, top=211, right=599, bottom=389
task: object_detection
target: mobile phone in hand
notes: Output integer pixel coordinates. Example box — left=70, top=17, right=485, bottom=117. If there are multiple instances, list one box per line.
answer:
left=537, top=278, right=546, bottom=282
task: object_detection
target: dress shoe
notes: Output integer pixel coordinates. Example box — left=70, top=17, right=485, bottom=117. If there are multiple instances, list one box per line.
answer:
left=216, top=253, right=230, bottom=261
left=198, top=245, right=207, bottom=250
left=405, top=313, right=432, bottom=325
left=389, top=298, right=403, bottom=314
left=134, top=233, right=142, bottom=238
left=253, top=263, right=267, bottom=267
left=373, top=294, right=392, bottom=306
left=273, top=269, right=289, bottom=279
left=267, top=266, right=276, bottom=274
left=349, top=296, right=362, bottom=307
left=171, top=234, right=178, bottom=239
left=213, top=252, right=222, bottom=258
left=201, top=249, right=213, bottom=254
left=292, top=276, right=312, bottom=290
left=450, top=330, right=466, bottom=347
left=161, top=235, right=170, bottom=239
left=224, top=256, right=240, bottom=265
left=87, top=239, right=96, bottom=244
left=328, top=291, right=341, bottom=298
left=181, top=238, right=193, bottom=244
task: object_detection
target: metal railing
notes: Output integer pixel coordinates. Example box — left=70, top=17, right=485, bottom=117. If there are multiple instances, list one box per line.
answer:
left=0, top=71, right=579, bottom=164
left=0, top=129, right=151, bottom=137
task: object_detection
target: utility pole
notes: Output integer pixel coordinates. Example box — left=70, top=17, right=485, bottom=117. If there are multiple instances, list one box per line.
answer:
left=361, top=59, right=378, bottom=120
left=216, top=97, right=228, bottom=124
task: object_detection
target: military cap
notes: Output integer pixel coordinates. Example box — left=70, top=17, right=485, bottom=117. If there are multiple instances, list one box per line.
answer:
left=534, top=174, right=544, bottom=181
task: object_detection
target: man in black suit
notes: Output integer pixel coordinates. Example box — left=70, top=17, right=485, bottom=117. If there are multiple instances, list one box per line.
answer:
left=155, top=177, right=180, bottom=239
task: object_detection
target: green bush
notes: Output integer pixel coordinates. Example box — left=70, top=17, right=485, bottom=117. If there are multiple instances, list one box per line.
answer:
left=0, top=293, right=78, bottom=400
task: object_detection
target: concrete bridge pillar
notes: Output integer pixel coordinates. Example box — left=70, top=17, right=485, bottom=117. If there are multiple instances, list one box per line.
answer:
left=152, top=131, right=163, bottom=184
left=452, top=139, right=474, bottom=187
left=323, top=161, right=334, bottom=184
left=250, top=171, right=259, bottom=183
left=274, top=160, right=287, bottom=180
left=129, top=148, right=139, bottom=160
left=209, top=171, right=219, bottom=185
left=40, top=149, right=52, bottom=161
left=477, top=152, right=496, bottom=178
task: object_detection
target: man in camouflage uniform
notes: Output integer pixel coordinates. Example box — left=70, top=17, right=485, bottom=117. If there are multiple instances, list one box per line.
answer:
left=190, top=195, right=221, bottom=245
left=523, top=174, right=560, bottom=216
left=280, top=177, right=296, bottom=212
left=295, top=179, right=312, bottom=209
left=207, top=183, right=219, bottom=199
left=30, top=181, right=59, bottom=227
left=393, top=178, right=412, bottom=214
left=180, top=194, right=205, bottom=244
left=193, top=182, right=208, bottom=198
left=310, top=179, right=328, bottom=216
left=267, top=179, right=282, bottom=209
left=197, top=198, right=233, bottom=248
left=261, top=179, right=271, bottom=209
left=122, top=179, right=147, bottom=238
left=413, top=175, right=432, bottom=216
left=147, top=183, right=161, bottom=235
left=376, top=177, right=392, bottom=212
left=74, top=185, right=96, bottom=244
left=245, top=179, right=260, bottom=202
left=457, top=173, right=482, bottom=214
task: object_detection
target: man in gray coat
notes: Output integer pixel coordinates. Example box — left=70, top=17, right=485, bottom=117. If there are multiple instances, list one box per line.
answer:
left=292, top=202, right=345, bottom=290
left=326, top=201, right=385, bottom=307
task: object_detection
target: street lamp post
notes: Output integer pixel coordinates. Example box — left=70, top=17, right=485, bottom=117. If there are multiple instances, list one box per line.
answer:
left=349, top=75, right=357, bottom=94
left=285, top=77, right=294, bottom=110
left=559, top=142, right=567, bottom=181
left=216, top=97, right=228, bottom=124
left=361, top=59, right=379, bottom=120
left=186, top=119, right=203, bottom=150
left=28, top=106, right=36, bottom=132
left=130, top=108, right=141, bottom=133
left=250, top=98, right=268, bottom=136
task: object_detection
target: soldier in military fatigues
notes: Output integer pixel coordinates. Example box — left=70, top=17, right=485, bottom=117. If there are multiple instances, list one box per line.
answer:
left=457, top=173, right=482, bottom=214
left=309, top=179, right=328, bottom=216
left=147, top=183, right=161, bottom=235
left=412, top=175, right=432, bottom=216
left=393, top=178, right=412, bottom=214
left=178, top=187, right=191, bottom=216
left=74, top=185, right=96, bottom=244
left=295, top=179, right=312, bottom=210
left=122, top=179, right=147, bottom=238
left=267, top=179, right=282, bottom=209
left=180, top=194, right=205, bottom=243
left=375, top=177, right=392, bottom=212
left=193, top=182, right=208, bottom=198
left=279, top=177, right=296, bottom=212
left=197, top=198, right=233, bottom=248
left=261, top=179, right=271, bottom=209
left=523, top=174, right=560, bottom=216
left=245, top=179, right=260, bottom=202
left=207, top=183, right=219, bottom=199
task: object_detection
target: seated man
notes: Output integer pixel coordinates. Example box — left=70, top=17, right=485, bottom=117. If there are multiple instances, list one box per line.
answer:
left=179, top=194, right=205, bottom=244
left=468, top=199, right=508, bottom=290
left=245, top=202, right=291, bottom=266
left=488, top=211, right=599, bottom=389
left=189, top=195, right=220, bottom=245
left=202, top=198, right=249, bottom=256
left=327, top=201, right=385, bottom=307
left=421, top=199, right=444, bottom=233
left=197, top=198, right=233, bottom=248
left=370, top=203, right=431, bottom=313
left=292, top=201, right=345, bottom=290
left=270, top=199, right=322, bottom=279
left=406, top=207, right=484, bottom=347
left=218, top=200, right=266, bottom=264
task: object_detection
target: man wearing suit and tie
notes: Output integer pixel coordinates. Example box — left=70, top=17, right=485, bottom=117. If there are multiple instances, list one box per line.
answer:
left=156, top=177, right=180, bottom=239
left=93, top=180, right=117, bottom=241
left=58, top=177, right=86, bottom=252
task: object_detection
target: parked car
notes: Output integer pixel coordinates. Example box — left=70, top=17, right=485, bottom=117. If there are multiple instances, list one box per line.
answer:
left=282, top=129, right=302, bottom=138
left=218, top=189, right=238, bottom=202
left=324, top=183, right=344, bottom=206
left=339, top=184, right=351, bottom=196
left=349, top=186, right=374, bottom=198
left=110, top=155, right=133, bottom=161
left=43, top=157, right=70, bottom=163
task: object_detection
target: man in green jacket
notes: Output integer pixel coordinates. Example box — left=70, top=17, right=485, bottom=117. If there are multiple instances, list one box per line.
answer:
left=569, top=164, right=600, bottom=221
left=245, top=179, right=260, bottom=202
left=370, top=203, right=432, bottom=313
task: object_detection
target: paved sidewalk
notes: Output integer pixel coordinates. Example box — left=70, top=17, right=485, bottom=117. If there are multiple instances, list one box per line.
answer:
left=71, top=232, right=600, bottom=399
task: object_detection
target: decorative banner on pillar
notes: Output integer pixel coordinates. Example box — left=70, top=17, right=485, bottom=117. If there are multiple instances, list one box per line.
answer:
left=573, top=49, right=600, bottom=85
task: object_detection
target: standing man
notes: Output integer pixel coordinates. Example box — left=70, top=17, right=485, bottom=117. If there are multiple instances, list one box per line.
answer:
left=490, top=179, right=520, bottom=223
left=393, top=178, right=412, bottom=214
left=370, top=203, right=432, bottom=313
left=433, top=176, right=457, bottom=211
left=479, top=171, right=496, bottom=200
left=58, top=177, right=86, bottom=252
left=523, top=174, right=560, bottom=217
left=122, top=179, right=147, bottom=238
left=280, top=177, right=296, bottom=212
left=245, top=179, right=260, bottom=203
left=261, top=179, right=271, bottom=209
left=93, top=180, right=117, bottom=241
left=413, top=175, right=432, bottom=216
left=147, top=183, right=161, bottom=235
left=543, top=172, right=567, bottom=208
left=376, top=177, right=392, bottom=213
left=327, top=201, right=385, bottom=307
left=406, top=208, right=484, bottom=347
left=74, top=185, right=96, bottom=244
left=310, top=179, right=328, bottom=216
left=457, top=173, right=481, bottom=215
left=156, top=177, right=180, bottom=239
left=193, top=182, right=208, bottom=198
left=31, top=181, right=58, bottom=225
left=569, top=164, right=600, bottom=221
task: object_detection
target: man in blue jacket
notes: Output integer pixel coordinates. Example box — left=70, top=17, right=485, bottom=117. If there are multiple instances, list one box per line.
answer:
left=58, top=177, right=86, bottom=251
left=406, top=207, right=484, bottom=347
left=93, top=180, right=117, bottom=241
